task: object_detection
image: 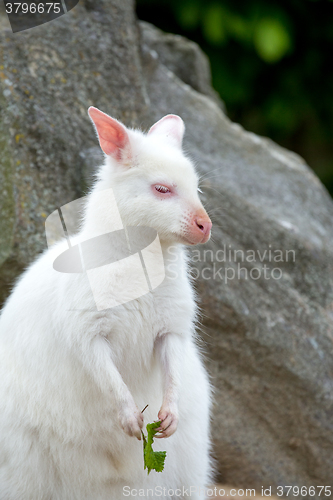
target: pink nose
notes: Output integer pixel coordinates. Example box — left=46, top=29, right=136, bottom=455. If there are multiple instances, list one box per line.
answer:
left=194, top=216, right=212, bottom=242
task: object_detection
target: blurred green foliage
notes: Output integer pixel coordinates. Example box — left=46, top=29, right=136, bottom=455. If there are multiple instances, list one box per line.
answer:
left=136, top=0, right=333, bottom=196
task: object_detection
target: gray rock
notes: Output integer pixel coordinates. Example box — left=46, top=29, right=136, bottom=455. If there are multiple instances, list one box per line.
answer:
left=139, top=21, right=225, bottom=111
left=0, top=0, right=332, bottom=493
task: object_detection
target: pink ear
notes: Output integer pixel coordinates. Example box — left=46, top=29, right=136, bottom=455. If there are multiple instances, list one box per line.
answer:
left=148, top=114, right=185, bottom=148
left=88, top=107, right=131, bottom=161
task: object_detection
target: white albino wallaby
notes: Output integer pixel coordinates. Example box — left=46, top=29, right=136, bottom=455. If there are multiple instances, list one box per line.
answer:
left=0, top=107, right=213, bottom=500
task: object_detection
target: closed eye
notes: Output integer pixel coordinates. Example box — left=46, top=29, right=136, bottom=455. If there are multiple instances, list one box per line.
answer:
left=155, top=185, right=171, bottom=194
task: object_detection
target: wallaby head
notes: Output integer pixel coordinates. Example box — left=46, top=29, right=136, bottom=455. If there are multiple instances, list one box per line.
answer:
left=88, top=107, right=212, bottom=246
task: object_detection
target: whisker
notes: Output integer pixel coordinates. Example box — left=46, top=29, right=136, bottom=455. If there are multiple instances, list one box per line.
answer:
left=198, top=166, right=226, bottom=182
left=206, top=207, right=224, bottom=215
left=203, top=185, right=226, bottom=198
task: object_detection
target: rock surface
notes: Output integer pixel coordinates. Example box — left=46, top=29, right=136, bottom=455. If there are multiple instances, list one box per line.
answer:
left=138, top=21, right=224, bottom=110
left=1, top=0, right=333, bottom=493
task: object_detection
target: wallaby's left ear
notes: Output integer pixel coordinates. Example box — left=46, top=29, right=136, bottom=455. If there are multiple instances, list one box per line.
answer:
left=88, top=107, right=131, bottom=163
left=148, top=115, right=185, bottom=149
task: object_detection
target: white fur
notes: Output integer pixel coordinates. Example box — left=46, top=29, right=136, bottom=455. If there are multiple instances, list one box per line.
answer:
left=0, top=114, right=213, bottom=499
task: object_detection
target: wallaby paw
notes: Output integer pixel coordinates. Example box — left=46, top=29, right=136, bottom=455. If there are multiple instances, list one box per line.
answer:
left=118, top=401, right=144, bottom=440
left=156, top=404, right=179, bottom=438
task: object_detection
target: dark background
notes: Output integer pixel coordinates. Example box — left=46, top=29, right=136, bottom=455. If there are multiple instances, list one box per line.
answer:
left=136, top=0, right=333, bottom=196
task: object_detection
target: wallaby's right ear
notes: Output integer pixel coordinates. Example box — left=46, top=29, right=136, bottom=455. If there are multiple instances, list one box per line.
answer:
left=88, top=107, right=131, bottom=163
left=148, top=114, right=185, bottom=149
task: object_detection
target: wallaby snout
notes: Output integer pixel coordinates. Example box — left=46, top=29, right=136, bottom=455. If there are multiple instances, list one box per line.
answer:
left=184, top=208, right=212, bottom=245
left=193, top=213, right=212, bottom=244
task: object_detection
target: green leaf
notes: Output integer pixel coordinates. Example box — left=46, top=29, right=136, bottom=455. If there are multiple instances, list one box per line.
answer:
left=142, top=421, right=167, bottom=475
left=176, top=0, right=200, bottom=30
left=227, top=14, right=251, bottom=43
left=202, top=4, right=227, bottom=45
left=253, top=18, right=291, bottom=63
